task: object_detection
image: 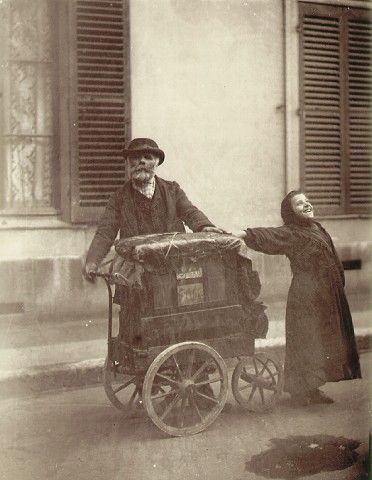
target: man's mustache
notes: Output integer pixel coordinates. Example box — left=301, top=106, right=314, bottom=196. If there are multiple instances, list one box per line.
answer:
left=133, top=166, right=153, bottom=172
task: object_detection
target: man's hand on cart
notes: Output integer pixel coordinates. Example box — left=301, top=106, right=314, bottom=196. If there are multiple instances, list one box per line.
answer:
left=201, top=226, right=228, bottom=234
left=83, top=261, right=98, bottom=282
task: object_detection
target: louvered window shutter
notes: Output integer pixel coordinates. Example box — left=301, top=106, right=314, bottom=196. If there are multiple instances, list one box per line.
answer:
left=348, top=9, right=371, bottom=213
left=299, top=3, right=371, bottom=215
left=70, top=0, right=130, bottom=223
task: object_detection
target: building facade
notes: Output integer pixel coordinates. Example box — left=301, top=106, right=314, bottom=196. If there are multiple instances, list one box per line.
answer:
left=0, top=0, right=371, bottom=321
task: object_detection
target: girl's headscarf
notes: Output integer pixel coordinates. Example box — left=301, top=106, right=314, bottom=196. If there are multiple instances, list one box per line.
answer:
left=281, top=190, right=314, bottom=226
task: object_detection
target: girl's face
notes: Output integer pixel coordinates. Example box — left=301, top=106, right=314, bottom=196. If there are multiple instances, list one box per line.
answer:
left=290, top=193, right=314, bottom=219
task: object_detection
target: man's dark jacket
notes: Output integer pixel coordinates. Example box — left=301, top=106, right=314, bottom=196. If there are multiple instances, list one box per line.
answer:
left=86, top=176, right=214, bottom=266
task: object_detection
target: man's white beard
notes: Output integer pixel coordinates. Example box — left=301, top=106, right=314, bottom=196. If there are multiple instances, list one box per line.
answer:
left=131, top=170, right=155, bottom=184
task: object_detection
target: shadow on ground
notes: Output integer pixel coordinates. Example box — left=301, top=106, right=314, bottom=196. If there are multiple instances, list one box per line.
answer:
left=245, top=434, right=369, bottom=479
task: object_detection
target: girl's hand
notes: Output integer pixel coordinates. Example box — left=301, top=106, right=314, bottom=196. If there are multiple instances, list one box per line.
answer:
left=231, top=230, right=247, bottom=239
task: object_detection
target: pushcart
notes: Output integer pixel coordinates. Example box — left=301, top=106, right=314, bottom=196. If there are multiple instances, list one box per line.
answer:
left=94, top=232, right=283, bottom=437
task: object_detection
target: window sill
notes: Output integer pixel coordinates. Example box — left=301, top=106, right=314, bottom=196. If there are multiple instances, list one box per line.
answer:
left=0, top=215, right=91, bottom=230
left=0, top=207, right=60, bottom=216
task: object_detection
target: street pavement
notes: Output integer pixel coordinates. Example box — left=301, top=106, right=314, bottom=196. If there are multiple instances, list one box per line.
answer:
left=0, top=351, right=370, bottom=480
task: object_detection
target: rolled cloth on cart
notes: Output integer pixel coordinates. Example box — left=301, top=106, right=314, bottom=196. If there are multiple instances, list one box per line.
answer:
left=111, top=232, right=268, bottom=338
left=115, top=232, right=251, bottom=261
left=113, top=232, right=253, bottom=285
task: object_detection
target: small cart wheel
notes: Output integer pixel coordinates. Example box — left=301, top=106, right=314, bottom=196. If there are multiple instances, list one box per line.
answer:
left=103, top=356, right=144, bottom=417
left=142, top=342, right=228, bottom=437
left=232, top=353, right=283, bottom=412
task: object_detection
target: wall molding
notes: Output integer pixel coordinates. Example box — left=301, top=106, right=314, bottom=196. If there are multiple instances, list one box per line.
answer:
left=284, top=0, right=301, bottom=192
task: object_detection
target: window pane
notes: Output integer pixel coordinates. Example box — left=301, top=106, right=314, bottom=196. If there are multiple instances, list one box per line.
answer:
left=1, top=0, right=57, bottom=212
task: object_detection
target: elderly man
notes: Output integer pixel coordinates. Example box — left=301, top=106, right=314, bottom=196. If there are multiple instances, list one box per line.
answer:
left=84, top=137, right=224, bottom=280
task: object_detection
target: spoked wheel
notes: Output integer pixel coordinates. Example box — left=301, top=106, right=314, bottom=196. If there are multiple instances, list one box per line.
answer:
left=142, top=342, right=228, bottom=437
left=103, top=356, right=144, bottom=417
left=232, top=353, right=283, bottom=412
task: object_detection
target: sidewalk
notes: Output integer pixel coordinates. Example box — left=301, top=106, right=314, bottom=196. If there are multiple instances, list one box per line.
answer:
left=0, top=303, right=370, bottom=397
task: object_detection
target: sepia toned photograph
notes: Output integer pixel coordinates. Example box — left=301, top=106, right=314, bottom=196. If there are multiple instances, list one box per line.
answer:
left=0, top=0, right=370, bottom=479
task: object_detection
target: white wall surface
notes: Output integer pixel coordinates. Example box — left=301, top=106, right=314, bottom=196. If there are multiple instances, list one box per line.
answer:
left=130, top=0, right=285, bottom=231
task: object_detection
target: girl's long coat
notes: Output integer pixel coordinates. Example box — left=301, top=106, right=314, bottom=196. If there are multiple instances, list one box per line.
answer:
left=244, top=223, right=361, bottom=395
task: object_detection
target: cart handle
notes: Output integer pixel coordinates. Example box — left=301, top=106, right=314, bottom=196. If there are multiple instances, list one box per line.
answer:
left=92, top=271, right=114, bottom=345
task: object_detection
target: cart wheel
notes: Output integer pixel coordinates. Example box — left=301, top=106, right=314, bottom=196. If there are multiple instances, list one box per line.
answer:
left=103, top=356, right=144, bottom=417
left=232, top=353, right=283, bottom=412
left=142, top=342, right=228, bottom=437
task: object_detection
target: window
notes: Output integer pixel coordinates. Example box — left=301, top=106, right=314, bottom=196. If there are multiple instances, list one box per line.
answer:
left=0, top=0, right=130, bottom=222
left=299, top=3, right=371, bottom=215
left=0, top=0, right=59, bottom=213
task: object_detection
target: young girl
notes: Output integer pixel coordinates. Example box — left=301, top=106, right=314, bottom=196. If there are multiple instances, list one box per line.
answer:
left=235, top=190, right=361, bottom=406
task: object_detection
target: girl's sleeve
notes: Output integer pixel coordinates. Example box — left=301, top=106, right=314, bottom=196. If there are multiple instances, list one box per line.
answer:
left=323, top=229, right=346, bottom=287
left=244, top=226, right=297, bottom=255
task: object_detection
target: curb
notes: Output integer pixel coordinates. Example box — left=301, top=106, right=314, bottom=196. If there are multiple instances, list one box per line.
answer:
left=1, top=333, right=370, bottom=399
